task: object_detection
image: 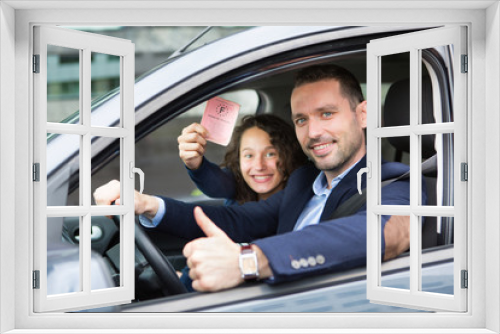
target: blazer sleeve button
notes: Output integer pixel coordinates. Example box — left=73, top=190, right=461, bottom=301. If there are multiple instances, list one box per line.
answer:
left=291, top=260, right=301, bottom=269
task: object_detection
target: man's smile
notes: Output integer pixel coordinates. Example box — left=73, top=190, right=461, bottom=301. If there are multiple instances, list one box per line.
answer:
left=309, top=141, right=336, bottom=156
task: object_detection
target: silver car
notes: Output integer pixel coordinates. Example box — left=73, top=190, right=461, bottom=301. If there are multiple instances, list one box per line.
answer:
left=46, top=25, right=455, bottom=312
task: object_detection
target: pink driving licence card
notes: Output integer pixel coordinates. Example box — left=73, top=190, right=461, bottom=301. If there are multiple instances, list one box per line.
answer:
left=200, top=96, right=240, bottom=146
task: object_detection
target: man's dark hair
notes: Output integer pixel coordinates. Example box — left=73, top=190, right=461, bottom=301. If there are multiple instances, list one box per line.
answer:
left=294, top=64, right=364, bottom=111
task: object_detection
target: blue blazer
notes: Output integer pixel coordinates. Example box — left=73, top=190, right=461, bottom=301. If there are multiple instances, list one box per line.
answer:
left=158, top=156, right=417, bottom=284
left=186, top=157, right=239, bottom=205
left=186, top=157, right=238, bottom=206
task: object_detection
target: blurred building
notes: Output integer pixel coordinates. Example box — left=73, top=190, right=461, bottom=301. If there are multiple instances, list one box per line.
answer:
left=47, top=26, right=249, bottom=122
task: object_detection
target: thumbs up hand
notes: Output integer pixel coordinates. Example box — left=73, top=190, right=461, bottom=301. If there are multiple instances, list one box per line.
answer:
left=182, top=207, right=244, bottom=292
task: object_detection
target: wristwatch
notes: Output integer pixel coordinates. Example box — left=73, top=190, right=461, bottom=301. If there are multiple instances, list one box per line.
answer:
left=238, top=243, right=259, bottom=280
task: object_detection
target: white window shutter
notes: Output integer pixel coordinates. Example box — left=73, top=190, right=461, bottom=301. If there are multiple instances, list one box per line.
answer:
left=33, top=26, right=136, bottom=312
left=366, top=26, right=468, bottom=312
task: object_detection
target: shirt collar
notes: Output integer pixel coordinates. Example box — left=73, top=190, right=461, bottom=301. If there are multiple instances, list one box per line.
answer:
left=312, top=158, right=362, bottom=196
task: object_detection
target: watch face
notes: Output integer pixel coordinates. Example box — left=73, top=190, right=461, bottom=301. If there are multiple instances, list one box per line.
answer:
left=241, top=255, right=257, bottom=274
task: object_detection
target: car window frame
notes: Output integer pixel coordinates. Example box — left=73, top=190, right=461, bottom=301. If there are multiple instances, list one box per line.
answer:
left=116, top=29, right=460, bottom=313
left=87, top=40, right=457, bottom=312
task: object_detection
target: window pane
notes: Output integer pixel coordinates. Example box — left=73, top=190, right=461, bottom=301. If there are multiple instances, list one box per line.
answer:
left=421, top=216, right=454, bottom=295
left=47, top=44, right=80, bottom=124
left=48, top=216, right=81, bottom=295
left=421, top=133, right=454, bottom=207
left=91, top=52, right=121, bottom=127
left=91, top=136, right=121, bottom=205
left=381, top=215, right=410, bottom=290
left=47, top=133, right=81, bottom=206
left=381, top=52, right=410, bottom=128
left=92, top=216, right=121, bottom=290
left=421, top=46, right=453, bottom=124
left=381, top=136, right=410, bottom=204
left=382, top=135, right=411, bottom=165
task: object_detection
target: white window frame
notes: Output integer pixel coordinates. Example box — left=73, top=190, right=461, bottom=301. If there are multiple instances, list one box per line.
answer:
left=1, top=2, right=498, bottom=333
left=366, top=26, right=468, bottom=312
left=32, top=26, right=136, bottom=312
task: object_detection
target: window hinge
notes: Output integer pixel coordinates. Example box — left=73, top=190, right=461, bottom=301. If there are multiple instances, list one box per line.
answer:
left=33, top=163, right=40, bottom=182
left=461, top=162, right=468, bottom=181
left=461, top=270, right=468, bottom=289
left=33, top=54, right=40, bottom=73
left=461, top=54, right=468, bottom=73
left=33, top=270, right=40, bottom=289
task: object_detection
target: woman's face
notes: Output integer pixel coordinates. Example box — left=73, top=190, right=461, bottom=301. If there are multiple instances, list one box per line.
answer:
left=239, top=126, right=285, bottom=200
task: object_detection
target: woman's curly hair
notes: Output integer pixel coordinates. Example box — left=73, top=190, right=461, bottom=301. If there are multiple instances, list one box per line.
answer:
left=222, top=114, right=308, bottom=204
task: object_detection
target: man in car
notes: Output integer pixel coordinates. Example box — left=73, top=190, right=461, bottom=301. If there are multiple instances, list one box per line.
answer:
left=94, top=64, right=417, bottom=292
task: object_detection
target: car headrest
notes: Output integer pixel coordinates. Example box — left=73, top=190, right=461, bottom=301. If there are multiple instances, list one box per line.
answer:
left=383, top=76, right=436, bottom=159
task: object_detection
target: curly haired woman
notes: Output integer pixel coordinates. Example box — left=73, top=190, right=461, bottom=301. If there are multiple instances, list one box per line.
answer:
left=178, top=114, right=308, bottom=205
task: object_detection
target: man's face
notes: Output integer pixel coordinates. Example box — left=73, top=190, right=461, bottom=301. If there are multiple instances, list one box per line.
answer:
left=291, top=79, right=367, bottom=178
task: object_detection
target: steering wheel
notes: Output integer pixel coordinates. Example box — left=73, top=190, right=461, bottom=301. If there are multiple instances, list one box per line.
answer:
left=112, top=215, right=187, bottom=296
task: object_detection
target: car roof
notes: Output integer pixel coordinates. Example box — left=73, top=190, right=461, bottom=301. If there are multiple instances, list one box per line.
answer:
left=132, top=26, right=426, bottom=122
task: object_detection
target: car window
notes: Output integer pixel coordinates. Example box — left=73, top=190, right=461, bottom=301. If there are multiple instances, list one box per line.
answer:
left=55, top=26, right=457, bottom=313
left=78, top=89, right=259, bottom=205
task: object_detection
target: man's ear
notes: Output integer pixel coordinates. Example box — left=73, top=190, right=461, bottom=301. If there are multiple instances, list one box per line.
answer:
left=357, top=100, right=368, bottom=129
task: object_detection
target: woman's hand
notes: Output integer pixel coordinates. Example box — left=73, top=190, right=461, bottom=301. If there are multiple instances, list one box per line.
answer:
left=178, top=123, right=209, bottom=170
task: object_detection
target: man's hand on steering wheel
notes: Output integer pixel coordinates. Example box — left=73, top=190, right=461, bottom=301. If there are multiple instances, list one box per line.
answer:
left=93, top=180, right=187, bottom=296
left=93, top=179, right=159, bottom=220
